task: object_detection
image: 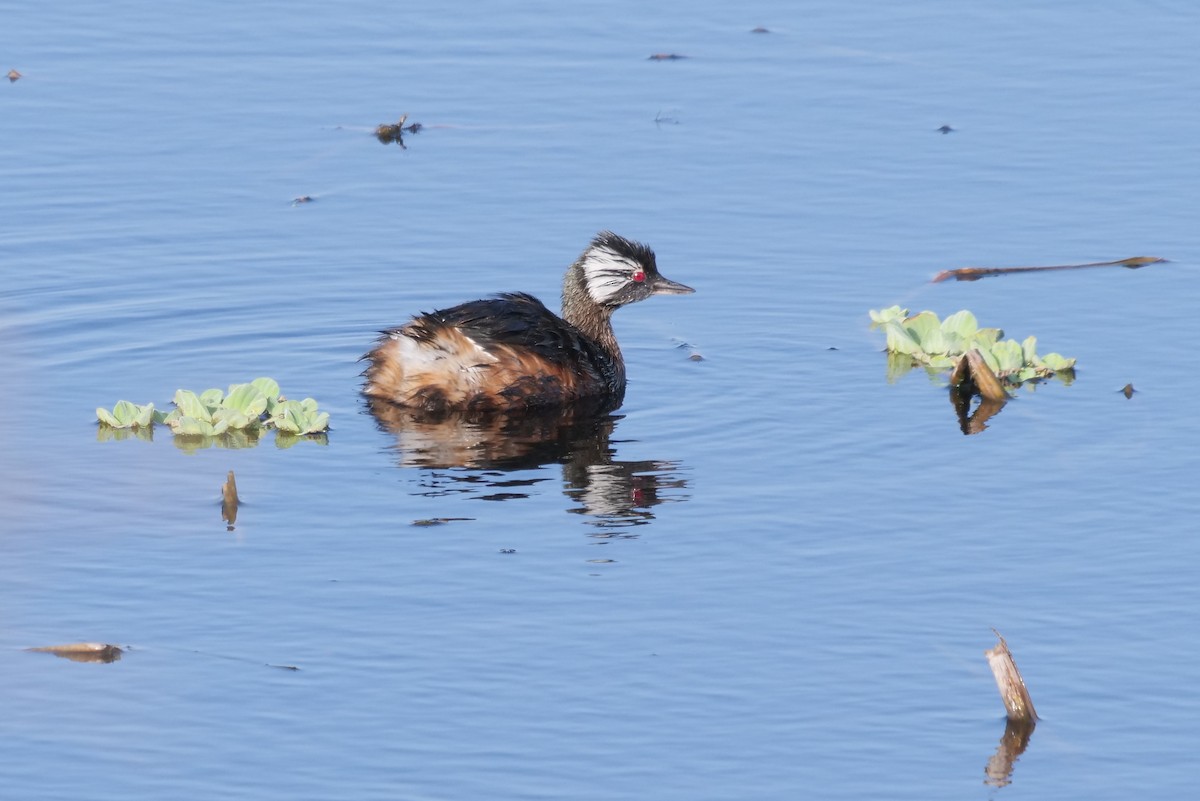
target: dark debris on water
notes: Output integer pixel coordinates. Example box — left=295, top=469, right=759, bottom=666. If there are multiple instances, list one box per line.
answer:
left=376, top=114, right=423, bottom=147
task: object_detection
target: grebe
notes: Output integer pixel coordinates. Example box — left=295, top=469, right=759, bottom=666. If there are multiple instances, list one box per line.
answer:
left=362, top=231, right=694, bottom=414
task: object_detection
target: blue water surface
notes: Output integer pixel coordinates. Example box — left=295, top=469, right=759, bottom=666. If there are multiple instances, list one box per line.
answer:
left=3, top=1, right=1199, bottom=799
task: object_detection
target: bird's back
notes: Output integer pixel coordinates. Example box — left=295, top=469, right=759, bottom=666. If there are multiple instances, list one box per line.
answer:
left=363, top=292, right=623, bottom=415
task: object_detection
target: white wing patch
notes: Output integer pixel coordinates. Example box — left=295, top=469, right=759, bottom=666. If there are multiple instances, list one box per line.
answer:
left=391, top=329, right=496, bottom=380
left=582, top=245, right=639, bottom=304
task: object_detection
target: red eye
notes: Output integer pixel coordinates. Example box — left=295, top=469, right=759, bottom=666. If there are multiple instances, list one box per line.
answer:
left=632, top=270, right=646, bottom=283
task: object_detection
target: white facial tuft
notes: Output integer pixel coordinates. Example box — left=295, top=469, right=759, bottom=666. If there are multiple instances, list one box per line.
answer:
left=581, top=245, right=641, bottom=304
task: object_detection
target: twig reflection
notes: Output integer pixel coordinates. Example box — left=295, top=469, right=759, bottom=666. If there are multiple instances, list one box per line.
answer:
left=949, top=385, right=1006, bottom=435
left=984, top=717, right=1036, bottom=787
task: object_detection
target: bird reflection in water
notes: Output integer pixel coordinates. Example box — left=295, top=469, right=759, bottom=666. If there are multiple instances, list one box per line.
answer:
left=366, top=397, right=688, bottom=529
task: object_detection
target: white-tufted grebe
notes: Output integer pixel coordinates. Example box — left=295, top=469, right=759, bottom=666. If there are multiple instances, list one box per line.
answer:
left=362, top=231, right=694, bottom=414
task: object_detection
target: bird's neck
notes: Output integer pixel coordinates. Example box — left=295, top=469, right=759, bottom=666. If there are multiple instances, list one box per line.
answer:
left=562, top=271, right=625, bottom=383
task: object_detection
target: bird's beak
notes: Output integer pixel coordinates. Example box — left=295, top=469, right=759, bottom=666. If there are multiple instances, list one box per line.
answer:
left=650, top=274, right=695, bottom=295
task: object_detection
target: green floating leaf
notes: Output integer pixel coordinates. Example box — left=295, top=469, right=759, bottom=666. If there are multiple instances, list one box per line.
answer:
left=250, top=377, right=280, bottom=401
left=940, top=310, right=978, bottom=340
left=98, top=401, right=156, bottom=428
left=1021, top=336, right=1039, bottom=368
left=270, top=402, right=301, bottom=434
left=869, top=306, right=909, bottom=325
left=925, top=355, right=958, bottom=371
left=884, top=322, right=923, bottom=356
left=1040, top=353, right=1076, bottom=371
left=212, top=408, right=251, bottom=430
left=989, top=340, right=1024, bottom=375
left=222, top=383, right=268, bottom=419
left=270, top=399, right=330, bottom=434
left=169, top=414, right=233, bottom=437
left=169, top=415, right=214, bottom=436
left=199, top=388, right=225, bottom=411
left=902, top=311, right=940, bottom=345
left=920, top=327, right=952, bottom=356
left=173, top=389, right=212, bottom=422
left=112, top=400, right=141, bottom=425
left=257, top=378, right=282, bottom=414
left=974, top=327, right=1004, bottom=349
left=133, top=402, right=155, bottom=428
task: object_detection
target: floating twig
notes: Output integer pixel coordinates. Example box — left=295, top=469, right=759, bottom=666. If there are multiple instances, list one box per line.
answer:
left=933, top=256, right=1165, bottom=283
left=26, top=642, right=123, bottom=663
left=985, top=630, right=1037, bottom=723
left=648, top=53, right=688, bottom=60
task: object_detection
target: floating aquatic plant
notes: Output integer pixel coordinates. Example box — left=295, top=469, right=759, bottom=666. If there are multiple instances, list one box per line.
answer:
left=97, top=378, right=329, bottom=449
left=869, top=306, right=1076, bottom=389
left=269, top=398, right=330, bottom=435
left=95, top=399, right=159, bottom=429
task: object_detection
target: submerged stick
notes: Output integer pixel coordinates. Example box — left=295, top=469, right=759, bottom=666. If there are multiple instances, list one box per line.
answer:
left=933, top=256, right=1165, bottom=283
left=985, top=630, right=1037, bottom=722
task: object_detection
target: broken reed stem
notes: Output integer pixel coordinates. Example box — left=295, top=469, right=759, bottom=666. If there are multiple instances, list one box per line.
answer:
left=949, top=349, right=1009, bottom=404
left=221, top=470, right=239, bottom=529
left=985, top=630, right=1037, bottom=722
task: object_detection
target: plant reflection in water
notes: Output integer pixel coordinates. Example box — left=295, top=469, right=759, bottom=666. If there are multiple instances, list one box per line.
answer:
left=366, top=397, right=688, bottom=529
